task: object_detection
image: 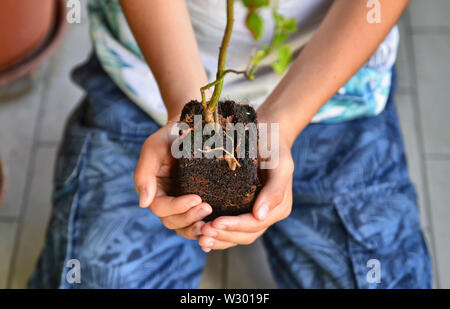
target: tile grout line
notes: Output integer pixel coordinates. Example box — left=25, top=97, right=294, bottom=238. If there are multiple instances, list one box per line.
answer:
left=5, top=86, right=44, bottom=289
left=5, top=46, right=65, bottom=288
left=404, top=10, right=441, bottom=289
left=425, top=153, right=450, bottom=161
left=407, top=26, right=450, bottom=35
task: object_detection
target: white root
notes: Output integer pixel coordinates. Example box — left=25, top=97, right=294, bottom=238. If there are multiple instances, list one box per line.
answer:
left=197, top=147, right=241, bottom=171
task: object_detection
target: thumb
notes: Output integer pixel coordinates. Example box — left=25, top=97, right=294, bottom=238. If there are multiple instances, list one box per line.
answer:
left=135, top=177, right=157, bottom=208
left=134, top=137, right=165, bottom=207
left=253, top=157, right=293, bottom=221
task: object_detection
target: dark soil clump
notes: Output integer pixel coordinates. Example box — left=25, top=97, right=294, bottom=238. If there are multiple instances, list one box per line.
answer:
left=171, top=100, right=261, bottom=221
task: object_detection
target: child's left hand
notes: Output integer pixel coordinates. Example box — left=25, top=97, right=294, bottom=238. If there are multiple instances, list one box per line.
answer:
left=198, top=138, right=294, bottom=252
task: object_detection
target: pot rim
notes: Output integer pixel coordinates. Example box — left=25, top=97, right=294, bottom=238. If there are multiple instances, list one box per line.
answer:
left=0, top=0, right=69, bottom=88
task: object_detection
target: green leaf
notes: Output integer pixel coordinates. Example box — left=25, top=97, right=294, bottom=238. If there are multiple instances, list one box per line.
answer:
left=246, top=11, right=264, bottom=40
left=273, top=11, right=297, bottom=34
left=242, top=0, right=270, bottom=9
left=272, top=32, right=288, bottom=49
left=281, top=18, right=297, bottom=33
left=271, top=11, right=297, bottom=51
left=271, top=45, right=292, bottom=75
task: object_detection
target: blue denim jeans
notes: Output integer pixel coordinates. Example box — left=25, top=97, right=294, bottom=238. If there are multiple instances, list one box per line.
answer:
left=29, top=55, right=431, bottom=289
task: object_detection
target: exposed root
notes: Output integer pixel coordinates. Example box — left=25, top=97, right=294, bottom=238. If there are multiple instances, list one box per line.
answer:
left=197, top=146, right=241, bottom=171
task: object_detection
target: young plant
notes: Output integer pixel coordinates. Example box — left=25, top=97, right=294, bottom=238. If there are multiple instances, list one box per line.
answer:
left=200, top=0, right=297, bottom=124
left=172, top=0, right=298, bottom=219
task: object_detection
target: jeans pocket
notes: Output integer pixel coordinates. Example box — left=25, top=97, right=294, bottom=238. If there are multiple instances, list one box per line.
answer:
left=333, top=183, right=431, bottom=288
left=333, top=183, right=420, bottom=250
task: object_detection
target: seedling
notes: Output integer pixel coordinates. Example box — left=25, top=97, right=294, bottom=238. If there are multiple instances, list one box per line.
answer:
left=200, top=0, right=297, bottom=124
left=171, top=0, right=297, bottom=220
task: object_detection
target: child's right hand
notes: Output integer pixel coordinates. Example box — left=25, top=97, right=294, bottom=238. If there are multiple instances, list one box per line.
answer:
left=134, top=123, right=212, bottom=240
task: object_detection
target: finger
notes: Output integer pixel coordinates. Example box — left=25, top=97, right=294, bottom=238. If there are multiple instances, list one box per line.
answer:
left=201, top=222, right=265, bottom=245
left=134, top=134, right=169, bottom=207
left=175, top=221, right=205, bottom=240
left=160, top=203, right=212, bottom=230
left=198, top=236, right=237, bottom=252
left=253, top=155, right=293, bottom=221
left=150, top=194, right=202, bottom=217
left=211, top=213, right=265, bottom=233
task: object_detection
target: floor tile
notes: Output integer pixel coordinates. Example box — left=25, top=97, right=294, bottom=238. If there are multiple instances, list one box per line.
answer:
left=226, top=239, right=277, bottom=288
left=412, top=33, right=450, bottom=154
left=37, top=21, right=92, bottom=144
left=395, top=92, right=428, bottom=228
left=425, top=160, right=450, bottom=288
left=409, top=0, right=450, bottom=28
left=0, top=223, right=18, bottom=288
left=422, top=227, right=439, bottom=289
left=396, top=10, right=413, bottom=91
left=0, top=78, right=45, bottom=217
left=200, top=251, right=225, bottom=289
left=9, top=146, right=57, bottom=288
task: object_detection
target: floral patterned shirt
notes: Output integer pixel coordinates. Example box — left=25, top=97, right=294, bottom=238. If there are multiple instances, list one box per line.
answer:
left=87, top=0, right=399, bottom=125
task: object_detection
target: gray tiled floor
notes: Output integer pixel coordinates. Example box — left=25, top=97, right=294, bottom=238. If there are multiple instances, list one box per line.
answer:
left=9, top=146, right=57, bottom=288
left=0, top=0, right=449, bottom=289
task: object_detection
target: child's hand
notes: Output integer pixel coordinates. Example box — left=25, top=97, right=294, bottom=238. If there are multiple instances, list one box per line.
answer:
left=198, top=133, right=294, bottom=252
left=134, top=123, right=212, bottom=239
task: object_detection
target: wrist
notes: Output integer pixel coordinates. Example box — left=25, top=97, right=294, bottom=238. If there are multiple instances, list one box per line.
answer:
left=257, top=104, right=304, bottom=149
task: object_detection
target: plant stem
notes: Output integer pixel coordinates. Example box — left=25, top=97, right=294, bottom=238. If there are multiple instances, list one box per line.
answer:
left=206, top=0, right=235, bottom=118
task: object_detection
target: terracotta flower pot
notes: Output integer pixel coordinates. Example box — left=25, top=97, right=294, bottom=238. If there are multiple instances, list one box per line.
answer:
left=0, top=0, right=55, bottom=70
left=0, top=0, right=67, bottom=87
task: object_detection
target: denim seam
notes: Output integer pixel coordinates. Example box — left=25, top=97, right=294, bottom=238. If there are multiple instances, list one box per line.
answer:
left=58, top=133, right=91, bottom=288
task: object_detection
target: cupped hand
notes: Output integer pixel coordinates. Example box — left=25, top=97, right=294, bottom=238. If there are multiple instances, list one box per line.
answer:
left=134, top=122, right=213, bottom=239
left=197, top=131, right=294, bottom=252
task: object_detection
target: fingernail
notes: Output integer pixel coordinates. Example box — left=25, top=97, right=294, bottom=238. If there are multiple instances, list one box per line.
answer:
left=197, top=205, right=212, bottom=219
left=213, top=223, right=226, bottom=230
left=202, top=247, right=212, bottom=253
left=187, top=196, right=202, bottom=207
left=138, top=188, right=149, bottom=208
left=205, top=239, right=215, bottom=247
left=257, top=203, right=269, bottom=220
